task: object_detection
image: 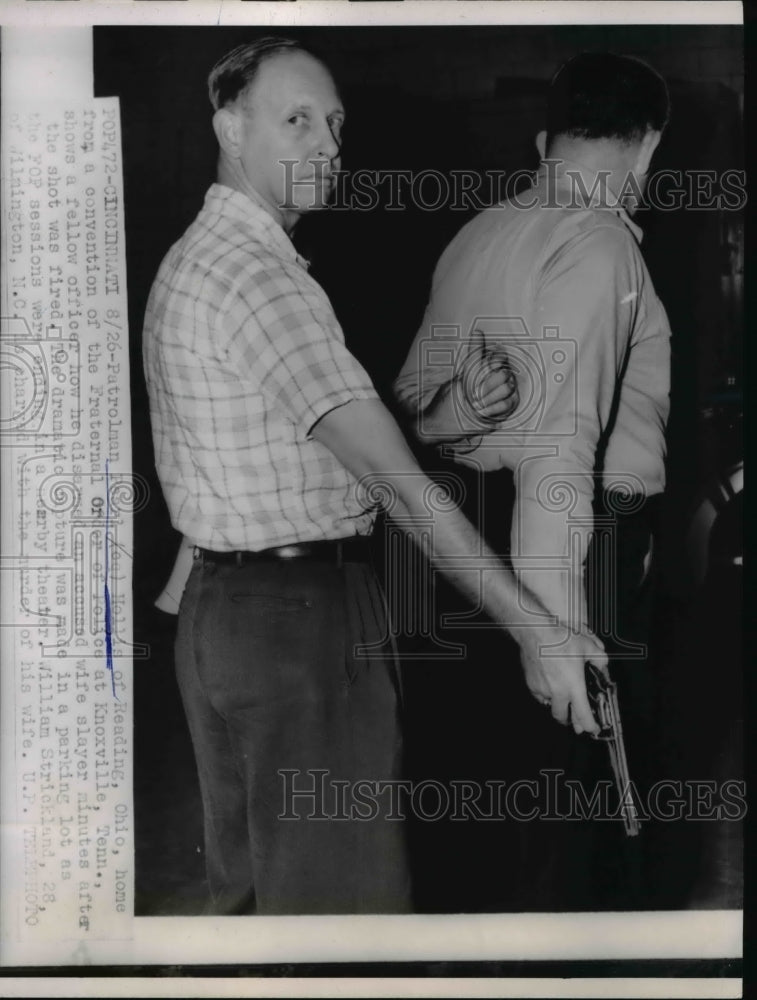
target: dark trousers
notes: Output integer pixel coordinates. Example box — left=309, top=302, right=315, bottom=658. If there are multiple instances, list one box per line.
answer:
left=175, top=554, right=412, bottom=915
left=524, top=492, right=662, bottom=910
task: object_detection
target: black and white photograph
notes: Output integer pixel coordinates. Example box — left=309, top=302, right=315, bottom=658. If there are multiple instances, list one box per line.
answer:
left=0, top=1, right=745, bottom=995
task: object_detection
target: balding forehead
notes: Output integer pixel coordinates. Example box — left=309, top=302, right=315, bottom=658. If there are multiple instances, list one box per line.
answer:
left=240, top=49, right=342, bottom=114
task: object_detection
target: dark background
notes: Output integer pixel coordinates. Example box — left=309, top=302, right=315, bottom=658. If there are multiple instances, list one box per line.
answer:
left=93, top=25, right=743, bottom=916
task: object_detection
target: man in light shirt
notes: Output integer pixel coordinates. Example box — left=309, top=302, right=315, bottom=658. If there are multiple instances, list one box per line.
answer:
left=143, top=38, right=606, bottom=916
left=395, top=52, right=671, bottom=906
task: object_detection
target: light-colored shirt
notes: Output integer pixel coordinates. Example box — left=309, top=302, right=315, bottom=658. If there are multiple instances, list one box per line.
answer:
left=143, top=183, right=378, bottom=551
left=394, top=162, right=671, bottom=623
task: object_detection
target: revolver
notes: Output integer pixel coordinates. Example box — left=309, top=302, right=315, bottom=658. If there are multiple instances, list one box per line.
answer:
left=585, top=663, right=642, bottom=837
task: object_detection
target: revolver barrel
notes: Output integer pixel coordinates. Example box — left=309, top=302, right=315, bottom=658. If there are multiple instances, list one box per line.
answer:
left=586, top=663, right=642, bottom=837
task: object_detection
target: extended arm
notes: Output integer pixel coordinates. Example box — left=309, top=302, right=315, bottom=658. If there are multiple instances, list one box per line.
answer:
left=511, top=228, right=638, bottom=637
left=313, top=396, right=607, bottom=732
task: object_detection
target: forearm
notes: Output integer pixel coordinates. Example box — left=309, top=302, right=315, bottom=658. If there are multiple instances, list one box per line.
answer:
left=412, top=383, right=487, bottom=446
left=511, top=473, right=593, bottom=628
left=394, top=332, right=518, bottom=446
left=394, top=375, right=474, bottom=446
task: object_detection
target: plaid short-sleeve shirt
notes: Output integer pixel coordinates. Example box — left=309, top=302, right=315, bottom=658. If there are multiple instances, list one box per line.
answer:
left=143, top=184, right=379, bottom=551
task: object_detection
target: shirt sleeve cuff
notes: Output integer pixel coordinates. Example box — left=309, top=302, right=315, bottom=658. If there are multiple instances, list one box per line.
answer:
left=302, top=386, right=380, bottom=439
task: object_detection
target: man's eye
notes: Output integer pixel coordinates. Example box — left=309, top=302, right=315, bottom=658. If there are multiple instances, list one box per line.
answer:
left=288, top=114, right=307, bottom=126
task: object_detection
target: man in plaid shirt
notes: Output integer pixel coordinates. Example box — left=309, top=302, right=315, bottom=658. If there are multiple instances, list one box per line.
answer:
left=143, top=37, right=607, bottom=915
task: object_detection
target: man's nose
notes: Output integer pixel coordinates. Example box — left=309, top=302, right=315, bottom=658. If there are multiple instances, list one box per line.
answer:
left=317, top=121, right=341, bottom=161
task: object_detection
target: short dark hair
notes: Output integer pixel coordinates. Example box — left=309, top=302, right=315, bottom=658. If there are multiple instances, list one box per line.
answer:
left=547, top=52, right=670, bottom=145
left=208, top=36, right=315, bottom=111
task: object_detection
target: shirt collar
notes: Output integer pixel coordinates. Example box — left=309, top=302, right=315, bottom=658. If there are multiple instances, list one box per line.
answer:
left=204, top=183, right=311, bottom=268
left=534, top=159, right=644, bottom=243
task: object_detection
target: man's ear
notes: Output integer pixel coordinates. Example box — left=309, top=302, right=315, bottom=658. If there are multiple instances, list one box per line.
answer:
left=212, top=107, right=243, bottom=158
left=535, top=130, right=547, bottom=160
left=635, top=129, right=662, bottom=176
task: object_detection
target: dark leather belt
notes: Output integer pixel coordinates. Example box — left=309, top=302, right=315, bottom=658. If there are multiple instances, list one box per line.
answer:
left=195, top=537, right=372, bottom=567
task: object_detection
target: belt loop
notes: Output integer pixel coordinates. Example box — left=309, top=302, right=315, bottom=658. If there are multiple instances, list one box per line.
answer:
left=235, top=551, right=243, bottom=568
left=336, top=541, right=343, bottom=569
